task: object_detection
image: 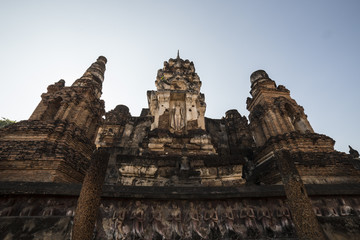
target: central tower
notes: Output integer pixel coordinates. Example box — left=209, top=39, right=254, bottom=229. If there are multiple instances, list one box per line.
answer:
left=148, top=51, right=206, bottom=133
left=145, top=52, right=215, bottom=155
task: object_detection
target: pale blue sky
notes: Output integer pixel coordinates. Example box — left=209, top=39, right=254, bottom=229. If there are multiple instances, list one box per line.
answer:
left=0, top=1, right=359, bottom=153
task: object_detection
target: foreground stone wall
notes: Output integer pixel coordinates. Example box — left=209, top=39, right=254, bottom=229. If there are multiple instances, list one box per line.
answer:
left=97, top=198, right=297, bottom=239
left=1, top=182, right=360, bottom=240
left=97, top=197, right=360, bottom=240
left=0, top=216, right=73, bottom=240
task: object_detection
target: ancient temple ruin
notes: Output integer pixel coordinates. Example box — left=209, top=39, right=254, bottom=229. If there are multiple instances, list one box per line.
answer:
left=0, top=54, right=360, bottom=239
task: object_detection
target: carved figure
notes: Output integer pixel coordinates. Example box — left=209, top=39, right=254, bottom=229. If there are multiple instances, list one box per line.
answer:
left=257, top=205, right=272, bottom=231
left=204, top=202, right=219, bottom=231
left=100, top=218, right=115, bottom=240
left=98, top=203, right=115, bottom=239
left=322, top=200, right=339, bottom=217
left=313, top=206, right=323, bottom=217
left=276, top=200, right=293, bottom=232
left=224, top=204, right=235, bottom=232
left=352, top=199, right=360, bottom=217
left=168, top=202, right=182, bottom=237
left=339, top=198, right=353, bottom=216
left=180, top=156, right=190, bottom=170
left=188, top=202, right=205, bottom=238
left=113, top=203, right=128, bottom=239
left=131, top=201, right=145, bottom=238
left=0, top=199, right=14, bottom=216
left=0, top=206, right=13, bottom=216
left=20, top=199, right=37, bottom=216
left=42, top=199, right=55, bottom=216
left=171, top=102, right=184, bottom=131
left=240, top=201, right=257, bottom=232
left=327, top=207, right=339, bottom=216
left=66, top=206, right=76, bottom=217
left=150, top=205, right=166, bottom=239
left=20, top=206, right=35, bottom=216
left=203, top=202, right=221, bottom=239
left=243, top=157, right=255, bottom=180
left=232, top=202, right=247, bottom=237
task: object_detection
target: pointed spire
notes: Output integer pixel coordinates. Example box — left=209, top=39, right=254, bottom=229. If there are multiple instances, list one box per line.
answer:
left=177, top=50, right=180, bottom=59
left=72, top=56, right=107, bottom=88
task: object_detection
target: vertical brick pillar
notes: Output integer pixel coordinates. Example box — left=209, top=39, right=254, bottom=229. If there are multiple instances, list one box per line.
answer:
left=72, top=148, right=110, bottom=240
left=275, top=150, right=325, bottom=240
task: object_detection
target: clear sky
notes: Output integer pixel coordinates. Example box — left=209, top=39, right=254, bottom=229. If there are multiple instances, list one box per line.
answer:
left=0, top=0, right=359, bottom=153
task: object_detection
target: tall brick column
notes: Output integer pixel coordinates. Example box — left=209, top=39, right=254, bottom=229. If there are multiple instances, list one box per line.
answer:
left=72, top=148, right=110, bottom=240
left=275, top=150, right=325, bottom=240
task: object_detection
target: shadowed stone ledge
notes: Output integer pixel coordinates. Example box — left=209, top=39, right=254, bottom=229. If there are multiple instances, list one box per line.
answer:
left=1, top=182, right=360, bottom=199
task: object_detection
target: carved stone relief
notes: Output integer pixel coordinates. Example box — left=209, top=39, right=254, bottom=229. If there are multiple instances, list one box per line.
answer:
left=96, top=198, right=298, bottom=239
left=1, top=196, right=360, bottom=239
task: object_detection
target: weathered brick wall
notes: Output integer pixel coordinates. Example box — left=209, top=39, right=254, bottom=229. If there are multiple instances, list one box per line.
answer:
left=0, top=120, right=94, bottom=183
left=296, top=151, right=360, bottom=184
left=250, top=149, right=360, bottom=185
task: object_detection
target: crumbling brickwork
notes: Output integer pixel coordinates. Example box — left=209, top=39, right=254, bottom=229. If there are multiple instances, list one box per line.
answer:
left=0, top=120, right=94, bottom=182
left=0, top=56, right=107, bottom=183
left=247, top=70, right=314, bottom=147
left=245, top=70, right=360, bottom=186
